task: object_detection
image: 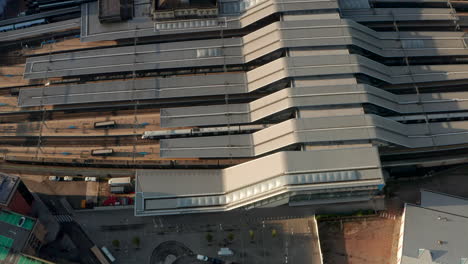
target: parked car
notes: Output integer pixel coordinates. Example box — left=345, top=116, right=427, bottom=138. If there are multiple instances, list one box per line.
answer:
left=197, top=255, right=209, bottom=262
left=85, top=176, right=97, bottom=182
left=63, top=176, right=74, bottom=181
left=48, top=176, right=60, bottom=181
left=218, top=248, right=233, bottom=256
left=17, top=216, right=26, bottom=227
left=209, top=258, right=223, bottom=264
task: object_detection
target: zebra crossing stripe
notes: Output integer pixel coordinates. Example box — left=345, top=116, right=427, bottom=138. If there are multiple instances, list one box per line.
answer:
left=55, top=215, right=73, bottom=222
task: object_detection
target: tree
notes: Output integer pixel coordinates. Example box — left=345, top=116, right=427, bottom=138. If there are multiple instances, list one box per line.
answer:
left=132, top=236, right=140, bottom=249
left=249, top=230, right=254, bottom=242
left=112, top=240, right=120, bottom=250
left=206, top=233, right=213, bottom=244
left=271, top=229, right=277, bottom=238
left=228, top=233, right=234, bottom=242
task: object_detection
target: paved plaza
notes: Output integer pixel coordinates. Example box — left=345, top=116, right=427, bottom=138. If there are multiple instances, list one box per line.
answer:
left=74, top=207, right=323, bottom=264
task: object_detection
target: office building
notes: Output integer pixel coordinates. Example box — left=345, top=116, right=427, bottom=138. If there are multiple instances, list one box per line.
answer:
left=0, top=173, right=35, bottom=216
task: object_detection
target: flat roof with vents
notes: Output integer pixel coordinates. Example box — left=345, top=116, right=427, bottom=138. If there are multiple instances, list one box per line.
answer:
left=400, top=191, right=468, bottom=264
left=0, top=210, right=35, bottom=231
left=0, top=209, right=37, bottom=262
left=0, top=173, right=20, bottom=207
left=135, top=147, right=384, bottom=215
left=98, top=0, right=133, bottom=23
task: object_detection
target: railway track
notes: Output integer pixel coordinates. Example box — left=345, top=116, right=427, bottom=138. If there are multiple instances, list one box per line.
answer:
left=0, top=155, right=249, bottom=169
left=0, top=93, right=259, bottom=123
left=0, top=107, right=159, bottom=123
left=0, top=135, right=151, bottom=147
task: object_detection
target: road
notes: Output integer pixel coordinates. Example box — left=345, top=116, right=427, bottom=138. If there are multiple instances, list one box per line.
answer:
left=62, top=222, right=102, bottom=264
left=37, top=191, right=102, bottom=264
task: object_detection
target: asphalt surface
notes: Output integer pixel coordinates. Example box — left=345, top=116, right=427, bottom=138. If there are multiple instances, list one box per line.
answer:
left=39, top=194, right=101, bottom=264
left=61, top=222, right=101, bottom=264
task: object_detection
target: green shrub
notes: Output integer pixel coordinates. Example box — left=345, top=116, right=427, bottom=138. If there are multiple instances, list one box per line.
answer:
left=206, top=233, right=213, bottom=243
left=112, top=239, right=120, bottom=249
left=132, top=236, right=140, bottom=248
left=271, top=229, right=277, bottom=238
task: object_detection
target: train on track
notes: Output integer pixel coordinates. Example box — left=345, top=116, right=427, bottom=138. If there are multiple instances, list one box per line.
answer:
left=2, top=154, right=249, bottom=168
left=141, top=124, right=269, bottom=139
left=0, top=18, right=48, bottom=33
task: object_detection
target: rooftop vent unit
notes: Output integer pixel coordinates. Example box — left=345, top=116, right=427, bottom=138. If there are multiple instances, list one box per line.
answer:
left=152, top=0, right=218, bottom=20
left=98, top=0, right=134, bottom=23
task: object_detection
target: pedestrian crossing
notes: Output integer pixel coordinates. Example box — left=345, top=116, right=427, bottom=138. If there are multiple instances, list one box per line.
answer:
left=55, top=214, right=73, bottom=223
left=379, top=212, right=397, bottom=220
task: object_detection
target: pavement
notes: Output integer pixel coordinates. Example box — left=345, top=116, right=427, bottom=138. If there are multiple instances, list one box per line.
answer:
left=149, top=241, right=196, bottom=264
left=20, top=175, right=100, bottom=209
left=319, top=216, right=399, bottom=264
left=86, top=180, right=99, bottom=204
left=73, top=206, right=330, bottom=264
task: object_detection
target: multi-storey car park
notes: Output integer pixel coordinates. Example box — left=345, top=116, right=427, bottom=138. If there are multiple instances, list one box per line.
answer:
left=2, top=0, right=468, bottom=216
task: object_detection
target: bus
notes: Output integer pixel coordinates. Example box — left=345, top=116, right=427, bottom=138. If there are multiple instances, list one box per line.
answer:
left=108, top=177, right=132, bottom=186
left=101, top=246, right=116, bottom=263
left=91, top=149, right=114, bottom=156
left=90, top=245, right=111, bottom=264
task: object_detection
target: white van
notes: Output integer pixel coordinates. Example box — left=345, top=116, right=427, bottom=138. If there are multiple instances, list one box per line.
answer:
left=218, top=247, right=234, bottom=256
left=48, top=176, right=60, bottom=181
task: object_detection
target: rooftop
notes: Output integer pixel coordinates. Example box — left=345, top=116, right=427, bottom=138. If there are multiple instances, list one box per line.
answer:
left=0, top=210, right=35, bottom=230
left=420, top=189, right=468, bottom=217
left=16, top=254, right=54, bottom=264
left=0, top=173, right=20, bottom=206
left=401, top=191, right=468, bottom=264
left=136, top=147, right=384, bottom=215
left=137, top=147, right=382, bottom=197
left=98, top=0, right=133, bottom=22
left=0, top=209, right=37, bottom=263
